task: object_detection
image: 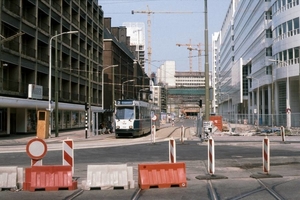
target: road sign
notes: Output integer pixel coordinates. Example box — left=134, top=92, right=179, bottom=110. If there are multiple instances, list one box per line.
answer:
left=152, top=114, right=157, bottom=121
left=26, top=138, right=47, bottom=160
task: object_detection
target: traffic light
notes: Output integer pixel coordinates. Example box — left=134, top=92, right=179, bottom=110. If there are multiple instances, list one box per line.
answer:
left=199, top=99, right=202, bottom=108
left=85, top=102, right=89, bottom=111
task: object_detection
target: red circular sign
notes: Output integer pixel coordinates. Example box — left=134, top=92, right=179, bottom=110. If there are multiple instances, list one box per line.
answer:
left=152, top=114, right=157, bottom=121
left=26, top=138, right=47, bottom=160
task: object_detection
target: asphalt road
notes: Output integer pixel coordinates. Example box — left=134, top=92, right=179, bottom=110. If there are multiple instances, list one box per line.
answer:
left=1, top=120, right=300, bottom=199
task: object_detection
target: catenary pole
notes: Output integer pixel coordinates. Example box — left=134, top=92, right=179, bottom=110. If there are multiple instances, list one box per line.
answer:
left=204, top=0, right=209, bottom=120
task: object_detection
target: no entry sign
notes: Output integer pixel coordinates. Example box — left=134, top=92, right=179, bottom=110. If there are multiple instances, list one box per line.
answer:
left=26, top=138, right=47, bottom=160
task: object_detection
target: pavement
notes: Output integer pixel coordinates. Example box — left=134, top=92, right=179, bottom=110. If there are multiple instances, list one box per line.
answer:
left=0, top=121, right=298, bottom=146
left=1, top=122, right=300, bottom=199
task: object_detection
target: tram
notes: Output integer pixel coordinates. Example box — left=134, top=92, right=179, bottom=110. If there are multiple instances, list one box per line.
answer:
left=114, top=99, right=160, bottom=137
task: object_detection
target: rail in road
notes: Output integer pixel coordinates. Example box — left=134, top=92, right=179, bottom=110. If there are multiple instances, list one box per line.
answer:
left=131, top=158, right=293, bottom=200
left=1, top=123, right=300, bottom=199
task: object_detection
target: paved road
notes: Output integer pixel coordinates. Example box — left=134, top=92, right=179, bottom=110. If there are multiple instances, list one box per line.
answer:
left=1, top=123, right=300, bottom=199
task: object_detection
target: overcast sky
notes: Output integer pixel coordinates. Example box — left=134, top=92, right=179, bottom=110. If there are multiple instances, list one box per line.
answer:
left=99, top=0, right=231, bottom=73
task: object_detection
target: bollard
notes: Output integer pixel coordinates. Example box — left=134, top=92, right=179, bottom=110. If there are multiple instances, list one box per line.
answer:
left=169, top=138, right=176, bottom=163
left=85, top=111, right=88, bottom=139
left=280, top=126, right=285, bottom=142
left=180, top=125, right=184, bottom=144
left=207, top=137, right=215, bottom=175
left=263, top=137, right=270, bottom=174
left=151, top=125, right=156, bottom=144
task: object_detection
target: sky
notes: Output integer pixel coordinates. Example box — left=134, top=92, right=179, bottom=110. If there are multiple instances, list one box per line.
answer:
left=99, top=0, right=231, bottom=74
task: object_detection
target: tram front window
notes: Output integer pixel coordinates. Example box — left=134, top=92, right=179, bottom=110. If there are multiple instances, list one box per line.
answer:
left=116, top=107, right=134, bottom=119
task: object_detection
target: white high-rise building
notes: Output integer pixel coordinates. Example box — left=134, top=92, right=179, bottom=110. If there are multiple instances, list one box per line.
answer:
left=214, top=0, right=300, bottom=128
left=123, top=22, right=146, bottom=69
left=157, top=61, right=176, bottom=87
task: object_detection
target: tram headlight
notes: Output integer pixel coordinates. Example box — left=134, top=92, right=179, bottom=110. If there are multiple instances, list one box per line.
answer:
left=129, top=125, right=133, bottom=129
left=116, top=126, right=120, bottom=129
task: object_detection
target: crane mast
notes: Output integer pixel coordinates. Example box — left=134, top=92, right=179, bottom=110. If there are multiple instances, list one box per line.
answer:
left=132, top=5, right=192, bottom=76
left=176, top=39, right=203, bottom=72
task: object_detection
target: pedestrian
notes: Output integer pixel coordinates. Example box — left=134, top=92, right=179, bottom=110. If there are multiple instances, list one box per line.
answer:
left=107, top=121, right=113, bottom=133
left=99, top=123, right=104, bottom=134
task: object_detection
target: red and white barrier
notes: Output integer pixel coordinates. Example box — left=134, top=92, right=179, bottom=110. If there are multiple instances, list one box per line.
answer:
left=169, top=138, right=176, bottom=163
left=63, top=139, right=74, bottom=175
left=207, top=137, right=215, bottom=175
left=263, top=137, right=270, bottom=174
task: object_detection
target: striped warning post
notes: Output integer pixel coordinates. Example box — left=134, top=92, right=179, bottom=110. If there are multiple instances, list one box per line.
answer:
left=263, top=137, right=270, bottom=174
left=63, top=139, right=74, bottom=175
left=207, top=137, right=215, bottom=175
left=151, top=125, right=156, bottom=144
left=169, top=138, right=176, bottom=163
left=180, top=125, right=184, bottom=144
left=31, top=159, right=42, bottom=166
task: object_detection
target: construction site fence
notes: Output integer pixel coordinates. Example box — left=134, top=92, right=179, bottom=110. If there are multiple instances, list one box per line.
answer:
left=221, top=113, right=300, bottom=128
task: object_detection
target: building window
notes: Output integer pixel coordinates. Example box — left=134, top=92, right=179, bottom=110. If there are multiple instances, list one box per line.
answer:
left=266, top=47, right=272, bottom=56
left=265, top=11, right=272, bottom=20
left=266, top=65, right=272, bottom=75
left=266, top=28, right=272, bottom=38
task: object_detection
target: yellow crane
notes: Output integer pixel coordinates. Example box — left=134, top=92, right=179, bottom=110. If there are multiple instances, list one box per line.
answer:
left=176, top=39, right=203, bottom=72
left=132, top=5, right=193, bottom=76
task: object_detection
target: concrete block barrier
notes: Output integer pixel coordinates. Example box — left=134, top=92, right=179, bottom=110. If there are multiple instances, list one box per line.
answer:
left=23, top=165, right=77, bottom=192
left=17, top=167, right=24, bottom=189
left=83, top=164, right=134, bottom=190
left=138, top=162, right=187, bottom=189
left=0, top=166, right=18, bottom=191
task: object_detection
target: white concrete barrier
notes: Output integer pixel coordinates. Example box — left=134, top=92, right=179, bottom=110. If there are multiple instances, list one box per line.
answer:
left=0, top=166, right=18, bottom=190
left=17, top=167, right=23, bottom=189
left=83, top=164, right=134, bottom=190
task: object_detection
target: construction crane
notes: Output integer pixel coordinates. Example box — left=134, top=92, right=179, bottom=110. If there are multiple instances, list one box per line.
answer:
left=176, top=39, right=203, bottom=72
left=132, top=5, right=193, bottom=76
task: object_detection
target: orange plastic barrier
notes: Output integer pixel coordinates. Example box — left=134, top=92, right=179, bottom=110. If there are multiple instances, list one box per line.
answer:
left=138, top=162, right=187, bottom=189
left=23, top=165, right=77, bottom=191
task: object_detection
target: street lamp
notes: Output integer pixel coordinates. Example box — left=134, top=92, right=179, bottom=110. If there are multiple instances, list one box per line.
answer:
left=122, top=79, right=134, bottom=99
left=101, top=65, right=118, bottom=109
left=247, top=76, right=259, bottom=129
left=48, top=30, right=78, bottom=137
left=269, top=59, right=290, bottom=130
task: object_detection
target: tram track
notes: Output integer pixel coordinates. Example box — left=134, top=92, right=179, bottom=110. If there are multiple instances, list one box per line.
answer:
left=229, top=178, right=286, bottom=200
left=200, top=158, right=286, bottom=200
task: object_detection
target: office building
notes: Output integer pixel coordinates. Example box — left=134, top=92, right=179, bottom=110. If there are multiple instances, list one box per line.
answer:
left=214, top=0, right=300, bottom=127
left=0, top=0, right=104, bottom=135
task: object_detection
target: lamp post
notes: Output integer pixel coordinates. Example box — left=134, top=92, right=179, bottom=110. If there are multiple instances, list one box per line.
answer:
left=101, top=65, right=118, bottom=109
left=48, top=30, right=78, bottom=137
left=122, top=79, right=134, bottom=99
left=247, top=76, right=259, bottom=129
left=269, top=59, right=290, bottom=130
